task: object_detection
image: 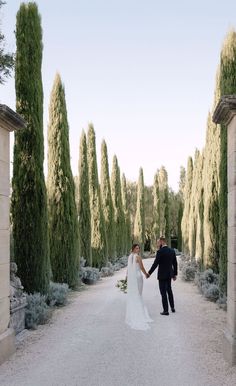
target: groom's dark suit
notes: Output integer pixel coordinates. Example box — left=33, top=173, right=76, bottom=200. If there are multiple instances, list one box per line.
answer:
left=148, top=246, right=178, bottom=313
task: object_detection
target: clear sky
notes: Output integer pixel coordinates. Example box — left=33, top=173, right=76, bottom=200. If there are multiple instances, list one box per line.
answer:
left=1, top=0, right=236, bottom=191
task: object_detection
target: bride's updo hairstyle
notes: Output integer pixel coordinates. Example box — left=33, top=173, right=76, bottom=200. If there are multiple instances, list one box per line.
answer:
left=131, top=243, right=140, bottom=252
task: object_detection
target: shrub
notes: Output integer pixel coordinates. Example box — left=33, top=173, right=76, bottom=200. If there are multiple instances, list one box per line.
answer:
left=180, top=257, right=198, bottom=281
left=25, top=293, right=51, bottom=329
left=47, top=282, right=69, bottom=307
left=203, top=284, right=220, bottom=302
left=100, top=262, right=114, bottom=277
left=195, top=268, right=219, bottom=288
left=217, top=294, right=227, bottom=311
left=181, top=264, right=197, bottom=281
left=82, top=266, right=101, bottom=284
left=118, top=256, right=128, bottom=267
left=195, top=269, right=220, bottom=303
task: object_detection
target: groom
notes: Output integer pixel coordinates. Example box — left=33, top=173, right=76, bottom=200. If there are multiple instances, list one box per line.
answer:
left=147, top=236, right=178, bottom=316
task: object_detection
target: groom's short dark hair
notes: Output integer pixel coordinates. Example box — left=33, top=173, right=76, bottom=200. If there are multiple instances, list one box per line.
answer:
left=159, top=236, right=167, bottom=242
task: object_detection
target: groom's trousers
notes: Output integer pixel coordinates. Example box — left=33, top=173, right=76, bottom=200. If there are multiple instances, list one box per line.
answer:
left=159, top=279, right=175, bottom=312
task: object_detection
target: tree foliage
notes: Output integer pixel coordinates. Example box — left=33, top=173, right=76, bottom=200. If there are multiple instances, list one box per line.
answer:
left=100, top=140, right=115, bottom=260
left=0, top=1, right=14, bottom=84
left=134, top=168, right=145, bottom=253
left=78, top=130, right=91, bottom=265
left=47, top=74, right=79, bottom=288
left=87, top=124, right=107, bottom=267
left=111, top=155, right=125, bottom=257
left=11, top=2, right=50, bottom=294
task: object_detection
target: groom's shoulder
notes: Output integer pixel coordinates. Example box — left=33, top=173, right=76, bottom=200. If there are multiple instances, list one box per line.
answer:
left=165, top=247, right=176, bottom=255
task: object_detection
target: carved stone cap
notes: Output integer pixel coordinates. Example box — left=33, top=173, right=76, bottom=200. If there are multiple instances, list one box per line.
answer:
left=212, top=95, right=236, bottom=125
left=0, top=104, right=26, bottom=132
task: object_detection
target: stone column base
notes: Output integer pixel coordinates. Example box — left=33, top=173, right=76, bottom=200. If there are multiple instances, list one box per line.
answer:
left=0, top=328, right=15, bottom=365
left=223, top=329, right=236, bottom=366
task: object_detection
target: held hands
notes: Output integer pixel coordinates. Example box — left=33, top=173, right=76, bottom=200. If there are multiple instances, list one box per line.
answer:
left=173, top=276, right=177, bottom=281
left=145, top=272, right=150, bottom=279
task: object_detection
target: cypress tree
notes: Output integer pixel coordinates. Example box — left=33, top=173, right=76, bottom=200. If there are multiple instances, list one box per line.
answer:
left=203, top=112, right=220, bottom=271
left=164, top=185, right=170, bottom=245
left=218, top=29, right=236, bottom=293
left=194, top=151, right=204, bottom=261
left=134, top=168, right=145, bottom=253
left=181, top=157, right=193, bottom=255
left=111, top=155, right=125, bottom=257
left=11, top=2, right=50, bottom=294
left=152, top=171, right=160, bottom=251
left=177, top=166, right=186, bottom=251
left=78, top=130, right=91, bottom=265
left=188, top=149, right=201, bottom=258
left=158, top=166, right=169, bottom=240
left=144, top=185, right=154, bottom=251
left=100, top=140, right=115, bottom=260
left=47, top=74, right=79, bottom=288
left=121, top=173, right=131, bottom=254
left=87, top=124, right=107, bottom=267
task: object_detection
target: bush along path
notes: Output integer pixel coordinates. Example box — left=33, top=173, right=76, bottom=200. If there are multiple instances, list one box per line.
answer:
left=179, top=254, right=227, bottom=309
left=24, top=256, right=128, bottom=330
left=0, top=258, right=236, bottom=386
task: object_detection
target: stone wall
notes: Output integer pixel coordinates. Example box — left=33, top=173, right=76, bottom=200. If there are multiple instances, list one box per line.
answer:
left=0, top=105, right=26, bottom=364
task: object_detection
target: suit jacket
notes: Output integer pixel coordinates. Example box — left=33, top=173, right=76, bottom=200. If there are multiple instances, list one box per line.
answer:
left=148, top=246, right=178, bottom=280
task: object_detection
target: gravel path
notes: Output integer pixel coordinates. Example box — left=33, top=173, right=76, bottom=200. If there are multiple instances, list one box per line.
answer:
left=0, top=258, right=236, bottom=386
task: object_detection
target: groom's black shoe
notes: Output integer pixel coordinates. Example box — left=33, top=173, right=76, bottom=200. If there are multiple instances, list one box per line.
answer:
left=160, top=311, right=169, bottom=316
left=171, top=308, right=176, bottom=313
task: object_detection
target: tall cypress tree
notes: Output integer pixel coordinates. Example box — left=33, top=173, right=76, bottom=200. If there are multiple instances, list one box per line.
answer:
left=188, top=149, right=201, bottom=258
left=134, top=168, right=145, bottom=253
left=11, top=2, right=50, bottom=294
left=177, top=166, right=186, bottom=251
left=203, top=112, right=220, bottom=271
left=194, top=151, right=204, bottom=261
left=181, top=157, right=193, bottom=255
left=121, top=173, right=131, bottom=254
left=78, top=130, right=91, bottom=265
left=158, top=166, right=169, bottom=239
left=100, top=140, right=115, bottom=260
left=47, top=74, right=79, bottom=288
left=152, top=171, right=160, bottom=251
left=111, top=155, right=125, bottom=257
left=218, top=30, right=236, bottom=293
left=87, top=124, right=107, bottom=267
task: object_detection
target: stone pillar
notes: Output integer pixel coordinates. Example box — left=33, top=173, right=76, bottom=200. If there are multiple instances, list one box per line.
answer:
left=213, top=95, right=236, bottom=365
left=0, top=105, right=26, bottom=364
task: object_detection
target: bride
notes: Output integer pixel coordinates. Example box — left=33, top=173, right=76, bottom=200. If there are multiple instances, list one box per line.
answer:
left=125, top=244, right=153, bottom=330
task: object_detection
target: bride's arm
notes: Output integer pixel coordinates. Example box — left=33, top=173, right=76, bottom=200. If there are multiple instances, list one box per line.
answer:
left=136, top=255, right=148, bottom=277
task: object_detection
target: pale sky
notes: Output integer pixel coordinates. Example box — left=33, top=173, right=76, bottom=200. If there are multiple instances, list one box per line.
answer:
left=1, top=0, right=236, bottom=191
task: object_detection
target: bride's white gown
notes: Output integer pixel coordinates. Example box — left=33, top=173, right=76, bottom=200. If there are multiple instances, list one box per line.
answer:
left=125, top=253, right=153, bottom=330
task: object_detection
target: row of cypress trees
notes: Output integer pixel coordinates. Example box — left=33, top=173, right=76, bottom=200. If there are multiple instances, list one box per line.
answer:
left=11, top=3, right=133, bottom=294
left=181, top=29, right=236, bottom=294
left=10, top=2, right=178, bottom=295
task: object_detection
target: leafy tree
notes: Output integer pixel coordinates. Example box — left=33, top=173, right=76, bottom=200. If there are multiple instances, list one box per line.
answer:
left=0, top=1, right=14, bottom=84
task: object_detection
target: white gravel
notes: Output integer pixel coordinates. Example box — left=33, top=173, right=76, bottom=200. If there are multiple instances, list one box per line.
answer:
left=0, top=258, right=236, bottom=386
